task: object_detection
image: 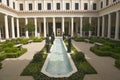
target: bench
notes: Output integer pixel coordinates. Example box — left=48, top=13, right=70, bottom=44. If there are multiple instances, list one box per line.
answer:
left=14, top=44, right=23, bottom=50
left=27, top=40, right=33, bottom=44
left=95, top=42, right=103, bottom=47
left=84, top=39, right=90, bottom=43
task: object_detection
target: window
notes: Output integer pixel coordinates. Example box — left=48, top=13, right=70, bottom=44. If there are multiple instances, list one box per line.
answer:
left=101, top=1, right=103, bottom=8
left=93, top=3, right=96, bottom=10
left=75, top=3, right=79, bottom=10
left=84, top=3, right=88, bottom=10
left=113, top=0, right=116, bottom=2
left=106, top=0, right=109, bottom=6
left=13, top=2, right=15, bottom=9
left=38, top=3, right=42, bottom=10
left=20, top=3, right=23, bottom=10
left=29, top=3, right=32, bottom=10
left=7, top=0, right=9, bottom=6
left=56, top=3, right=60, bottom=10
left=66, top=3, right=70, bottom=10
left=47, top=3, right=51, bottom=10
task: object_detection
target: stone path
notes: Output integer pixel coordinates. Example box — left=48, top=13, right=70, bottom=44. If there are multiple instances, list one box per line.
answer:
left=0, top=41, right=45, bottom=80
left=72, top=40, right=120, bottom=80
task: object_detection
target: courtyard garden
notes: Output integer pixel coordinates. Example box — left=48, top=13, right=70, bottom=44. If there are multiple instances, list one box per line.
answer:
left=73, top=37, right=120, bottom=69
left=21, top=39, right=96, bottom=80
left=0, top=37, right=44, bottom=69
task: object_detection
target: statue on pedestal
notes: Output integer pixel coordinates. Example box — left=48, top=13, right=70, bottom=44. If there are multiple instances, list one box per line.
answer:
left=51, top=32, right=55, bottom=44
left=62, top=32, right=65, bottom=40
left=46, top=34, right=50, bottom=53
left=67, top=35, right=71, bottom=53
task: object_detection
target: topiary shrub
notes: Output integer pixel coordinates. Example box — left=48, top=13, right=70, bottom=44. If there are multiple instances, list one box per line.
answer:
left=115, top=59, right=120, bottom=69
left=74, top=52, right=85, bottom=62
left=99, top=45, right=111, bottom=51
left=4, top=47, right=19, bottom=53
left=0, top=53, right=6, bottom=61
left=32, top=52, right=43, bottom=62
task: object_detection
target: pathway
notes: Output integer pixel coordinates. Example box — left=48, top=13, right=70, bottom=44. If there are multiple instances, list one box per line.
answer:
left=72, top=40, right=120, bottom=80
left=0, top=41, right=45, bottom=80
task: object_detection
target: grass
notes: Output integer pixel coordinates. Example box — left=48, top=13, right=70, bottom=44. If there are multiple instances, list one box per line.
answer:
left=21, top=40, right=96, bottom=80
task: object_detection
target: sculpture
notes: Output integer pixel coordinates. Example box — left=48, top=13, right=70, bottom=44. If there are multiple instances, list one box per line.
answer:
left=51, top=32, right=55, bottom=44
left=67, top=35, right=71, bottom=53
left=46, top=34, right=50, bottom=53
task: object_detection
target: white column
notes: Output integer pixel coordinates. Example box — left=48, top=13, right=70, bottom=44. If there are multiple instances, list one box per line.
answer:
left=115, top=11, right=119, bottom=40
left=62, top=17, right=65, bottom=33
left=62, top=0, right=64, bottom=10
left=71, top=17, right=74, bottom=37
left=89, top=17, right=92, bottom=37
left=25, top=18, right=29, bottom=38
left=44, top=17, right=46, bottom=37
left=34, top=1, right=37, bottom=10
left=34, top=18, right=37, bottom=37
left=97, top=17, right=100, bottom=37
left=53, top=17, right=56, bottom=36
left=102, top=16, right=105, bottom=37
left=11, top=17, right=15, bottom=38
left=5, top=15, right=9, bottom=39
left=16, top=18, right=20, bottom=38
left=107, top=14, right=111, bottom=38
left=80, top=17, right=83, bottom=37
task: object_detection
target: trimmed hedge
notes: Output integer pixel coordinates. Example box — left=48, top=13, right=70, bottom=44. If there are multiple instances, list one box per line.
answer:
left=0, top=62, right=2, bottom=69
left=21, top=44, right=96, bottom=80
left=73, top=37, right=85, bottom=42
left=115, top=59, right=120, bottom=69
left=0, top=48, right=27, bottom=61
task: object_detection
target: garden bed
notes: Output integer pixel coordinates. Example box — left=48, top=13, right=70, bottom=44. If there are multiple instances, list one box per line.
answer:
left=21, top=43, right=96, bottom=80
left=89, top=37, right=120, bottom=69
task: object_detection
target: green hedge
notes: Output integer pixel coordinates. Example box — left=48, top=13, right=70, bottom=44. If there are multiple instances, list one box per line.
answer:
left=0, top=53, right=6, bottom=62
left=0, top=62, right=2, bottom=69
left=0, top=48, right=27, bottom=61
left=21, top=44, right=96, bottom=80
left=115, top=59, right=120, bottom=69
left=73, top=37, right=85, bottom=42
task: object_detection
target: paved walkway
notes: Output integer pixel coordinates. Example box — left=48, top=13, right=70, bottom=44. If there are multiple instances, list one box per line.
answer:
left=72, top=40, right=120, bottom=80
left=0, top=41, right=45, bottom=80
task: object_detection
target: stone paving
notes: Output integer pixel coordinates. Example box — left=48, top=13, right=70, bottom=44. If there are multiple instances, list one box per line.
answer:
left=0, top=41, right=45, bottom=80
left=72, top=40, right=120, bottom=80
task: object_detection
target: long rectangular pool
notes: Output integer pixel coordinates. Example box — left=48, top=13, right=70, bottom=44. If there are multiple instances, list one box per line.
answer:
left=41, top=38, right=77, bottom=77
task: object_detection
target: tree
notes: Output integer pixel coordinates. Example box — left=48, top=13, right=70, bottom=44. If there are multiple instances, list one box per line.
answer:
left=83, top=23, right=95, bottom=37
left=25, top=23, right=35, bottom=37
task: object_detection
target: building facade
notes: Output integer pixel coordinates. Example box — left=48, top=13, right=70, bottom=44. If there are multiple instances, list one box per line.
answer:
left=0, top=0, right=120, bottom=39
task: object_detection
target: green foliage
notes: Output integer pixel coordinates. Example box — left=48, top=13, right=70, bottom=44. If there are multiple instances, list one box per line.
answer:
left=0, top=62, right=2, bottom=69
left=21, top=45, right=96, bottom=80
left=115, top=59, right=120, bottom=69
left=73, top=52, right=85, bottom=62
left=0, top=53, right=6, bottom=61
left=30, top=37, right=45, bottom=42
left=73, top=37, right=85, bottom=42
left=20, top=38, right=29, bottom=44
left=83, top=23, right=94, bottom=32
left=25, top=23, right=35, bottom=32
left=32, top=52, right=43, bottom=62
left=4, top=47, right=19, bottom=53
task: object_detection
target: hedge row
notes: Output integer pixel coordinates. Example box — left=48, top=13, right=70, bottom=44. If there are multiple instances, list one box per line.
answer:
left=0, top=62, right=2, bottom=69
left=0, top=48, right=27, bottom=62
left=21, top=44, right=96, bottom=80
left=90, top=47, right=120, bottom=69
